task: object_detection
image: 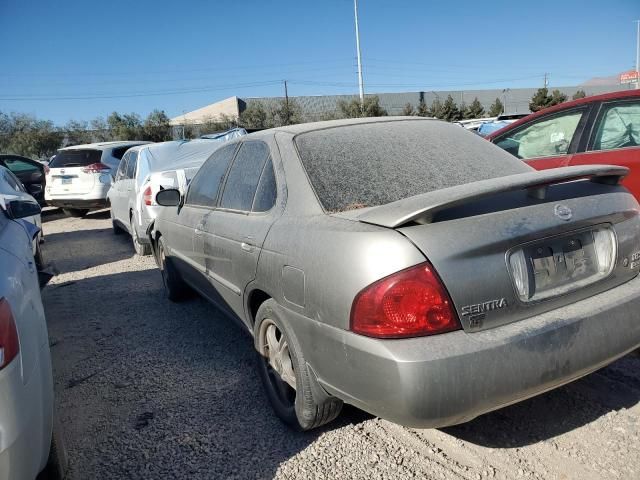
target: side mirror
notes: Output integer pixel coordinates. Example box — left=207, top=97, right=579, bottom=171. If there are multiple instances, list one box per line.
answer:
left=5, top=199, right=41, bottom=219
left=156, top=188, right=181, bottom=207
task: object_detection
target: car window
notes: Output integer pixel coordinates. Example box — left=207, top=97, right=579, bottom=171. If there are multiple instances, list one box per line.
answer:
left=591, top=101, right=640, bottom=151
left=494, top=111, right=584, bottom=160
left=3, top=169, right=26, bottom=192
left=126, top=151, right=138, bottom=179
left=136, top=153, right=150, bottom=186
left=111, top=146, right=131, bottom=160
left=186, top=143, right=238, bottom=208
left=4, top=158, right=39, bottom=175
left=115, top=153, right=129, bottom=181
left=220, top=141, right=269, bottom=211
left=252, top=158, right=277, bottom=212
left=50, top=149, right=102, bottom=168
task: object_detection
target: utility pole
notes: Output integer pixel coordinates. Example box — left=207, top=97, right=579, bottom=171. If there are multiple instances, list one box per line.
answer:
left=544, top=73, right=549, bottom=88
left=283, top=80, right=290, bottom=124
left=354, top=0, right=365, bottom=110
left=636, top=20, right=639, bottom=89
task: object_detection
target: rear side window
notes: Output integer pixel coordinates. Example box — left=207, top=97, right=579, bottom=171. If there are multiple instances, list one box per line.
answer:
left=111, top=146, right=131, bottom=160
left=115, top=153, right=129, bottom=181
left=591, top=101, right=640, bottom=151
left=252, top=159, right=277, bottom=212
left=3, top=170, right=25, bottom=192
left=126, top=151, right=138, bottom=179
left=4, top=158, right=40, bottom=175
left=220, top=141, right=269, bottom=211
left=295, top=120, right=529, bottom=212
left=50, top=149, right=101, bottom=168
left=186, top=143, right=238, bottom=207
left=494, top=110, right=584, bottom=160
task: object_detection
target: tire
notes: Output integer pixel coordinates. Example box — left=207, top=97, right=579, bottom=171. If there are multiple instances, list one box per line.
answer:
left=254, top=299, right=343, bottom=431
left=62, top=208, right=88, bottom=218
left=130, top=216, right=151, bottom=256
left=38, top=415, right=68, bottom=480
left=157, top=236, right=187, bottom=302
left=110, top=209, right=124, bottom=235
left=34, top=241, right=45, bottom=271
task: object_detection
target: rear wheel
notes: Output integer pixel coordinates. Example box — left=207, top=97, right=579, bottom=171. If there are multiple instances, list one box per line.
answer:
left=254, top=299, right=343, bottom=430
left=130, top=216, right=151, bottom=256
left=110, top=209, right=124, bottom=235
left=157, top=236, right=187, bottom=302
left=37, top=414, right=68, bottom=480
left=62, top=208, right=88, bottom=218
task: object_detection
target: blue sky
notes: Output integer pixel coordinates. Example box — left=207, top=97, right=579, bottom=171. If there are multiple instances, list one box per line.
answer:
left=1, top=0, right=638, bottom=124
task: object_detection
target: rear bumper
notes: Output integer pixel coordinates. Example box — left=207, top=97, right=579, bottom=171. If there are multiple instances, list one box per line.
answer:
left=286, top=274, right=640, bottom=428
left=46, top=198, right=109, bottom=209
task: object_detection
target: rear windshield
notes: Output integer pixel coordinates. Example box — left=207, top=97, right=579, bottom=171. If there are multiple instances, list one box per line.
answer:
left=50, top=149, right=102, bottom=168
left=294, top=120, right=530, bottom=212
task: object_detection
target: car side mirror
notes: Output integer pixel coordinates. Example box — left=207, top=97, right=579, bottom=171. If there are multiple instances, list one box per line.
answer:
left=5, top=199, right=41, bottom=219
left=156, top=188, right=181, bottom=207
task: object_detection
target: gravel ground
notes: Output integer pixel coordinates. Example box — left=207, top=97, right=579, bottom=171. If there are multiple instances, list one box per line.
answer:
left=41, top=208, right=640, bottom=480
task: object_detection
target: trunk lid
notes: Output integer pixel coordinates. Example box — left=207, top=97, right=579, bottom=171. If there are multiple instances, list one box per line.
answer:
left=47, top=149, right=103, bottom=195
left=350, top=166, right=640, bottom=332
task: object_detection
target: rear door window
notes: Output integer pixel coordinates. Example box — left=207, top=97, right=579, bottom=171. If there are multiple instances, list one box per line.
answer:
left=186, top=143, right=238, bottom=208
left=3, top=158, right=40, bottom=176
left=111, top=146, right=131, bottom=160
left=50, top=149, right=102, bottom=168
left=220, top=141, right=269, bottom=212
left=252, top=159, right=277, bottom=212
left=493, top=110, right=585, bottom=160
left=590, top=101, right=640, bottom=151
left=126, top=151, right=138, bottom=179
left=115, top=153, right=129, bottom=181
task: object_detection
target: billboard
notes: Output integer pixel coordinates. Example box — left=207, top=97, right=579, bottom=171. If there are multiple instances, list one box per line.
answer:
left=620, top=70, right=640, bottom=84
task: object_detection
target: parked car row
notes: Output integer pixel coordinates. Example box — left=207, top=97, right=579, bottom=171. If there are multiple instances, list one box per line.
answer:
left=144, top=116, right=640, bottom=431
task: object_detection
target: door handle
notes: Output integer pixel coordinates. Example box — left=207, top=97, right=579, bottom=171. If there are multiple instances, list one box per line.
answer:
left=241, top=242, right=254, bottom=252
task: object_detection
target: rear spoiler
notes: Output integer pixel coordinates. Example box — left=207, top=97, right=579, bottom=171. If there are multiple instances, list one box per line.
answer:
left=357, top=165, right=629, bottom=229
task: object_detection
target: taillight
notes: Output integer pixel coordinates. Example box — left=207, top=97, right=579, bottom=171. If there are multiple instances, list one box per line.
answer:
left=0, top=298, right=19, bottom=369
left=350, top=262, right=460, bottom=339
left=82, top=163, right=110, bottom=174
left=143, top=186, right=152, bottom=206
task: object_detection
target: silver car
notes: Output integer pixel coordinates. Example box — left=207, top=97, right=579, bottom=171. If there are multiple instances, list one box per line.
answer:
left=0, top=195, right=66, bottom=479
left=149, top=117, right=640, bottom=431
left=108, top=140, right=234, bottom=255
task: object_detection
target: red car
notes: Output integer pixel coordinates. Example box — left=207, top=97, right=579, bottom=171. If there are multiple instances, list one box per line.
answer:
left=487, top=90, right=640, bottom=199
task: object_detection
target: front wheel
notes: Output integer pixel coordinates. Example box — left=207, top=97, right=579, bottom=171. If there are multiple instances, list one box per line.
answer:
left=157, top=236, right=187, bottom=302
left=254, top=299, right=343, bottom=430
left=37, top=414, right=68, bottom=480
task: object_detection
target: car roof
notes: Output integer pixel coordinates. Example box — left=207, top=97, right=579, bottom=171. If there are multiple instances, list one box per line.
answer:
left=487, top=89, right=640, bottom=139
left=58, top=141, right=151, bottom=151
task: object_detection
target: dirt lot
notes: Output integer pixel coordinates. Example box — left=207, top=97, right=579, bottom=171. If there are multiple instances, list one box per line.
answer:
left=41, top=208, right=640, bottom=480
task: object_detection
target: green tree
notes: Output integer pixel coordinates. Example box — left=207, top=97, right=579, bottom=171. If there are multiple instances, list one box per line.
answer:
left=530, top=88, right=568, bottom=112
left=0, top=112, right=63, bottom=158
left=572, top=89, right=587, bottom=100
left=239, top=101, right=269, bottom=129
left=488, top=98, right=504, bottom=117
left=338, top=95, right=388, bottom=118
left=143, top=109, right=172, bottom=142
left=550, top=89, right=568, bottom=105
left=402, top=103, right=415, bottom=116
left=416, top=98, right=429, bottom=117
left=90, top=117, right=112, bottom=142
left=464, top=97, right=486, bottom=119
left=269, top=98, right=303, bottom=126
left=107, top=112, right=143, bottom=139
left=439, top=95, right=462, bottom=122
left=198, top=114, right=238, bottom=135
left=64, top=120, right=92, bottom=146
left=428, top=99, right=443, bottom=118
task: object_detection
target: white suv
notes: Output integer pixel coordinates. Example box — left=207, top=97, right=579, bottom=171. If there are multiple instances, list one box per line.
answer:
left=45, top=141, right=150, bottom=217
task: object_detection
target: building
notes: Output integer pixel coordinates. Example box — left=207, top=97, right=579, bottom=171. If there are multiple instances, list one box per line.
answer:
left=170, top=83, right=634, bottom=127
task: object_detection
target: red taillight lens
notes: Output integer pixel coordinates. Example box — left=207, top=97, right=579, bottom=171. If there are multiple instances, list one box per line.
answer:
left=0, top=298, right=19, bottom=369
left=350, top=262, right=461, bottom=339
left=143, top=186, right=152, bottom=206
left=82, top=163, right=110, bottom=174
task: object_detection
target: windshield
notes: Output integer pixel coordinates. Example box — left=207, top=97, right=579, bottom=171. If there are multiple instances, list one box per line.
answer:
left=294, top=120, right=529, bottom=212
left=49, top=149, right=102, bottom=168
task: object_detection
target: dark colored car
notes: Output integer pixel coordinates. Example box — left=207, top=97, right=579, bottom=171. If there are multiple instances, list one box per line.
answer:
left=0, top=154, right=46, bottom=205
left=487, top=89, right=640, bottom=201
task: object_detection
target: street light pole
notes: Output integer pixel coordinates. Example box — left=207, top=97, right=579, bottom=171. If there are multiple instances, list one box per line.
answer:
left=354, top=0, right=365, bottom=109
left=636, top=20, right=639, bottom=89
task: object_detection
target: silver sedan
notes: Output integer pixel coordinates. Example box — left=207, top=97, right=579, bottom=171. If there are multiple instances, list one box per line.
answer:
left=149, top=117, right=640, bottom=430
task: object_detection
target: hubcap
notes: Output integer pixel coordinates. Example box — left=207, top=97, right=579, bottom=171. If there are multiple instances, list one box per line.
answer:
left=260, top=319, right=296, bottom=391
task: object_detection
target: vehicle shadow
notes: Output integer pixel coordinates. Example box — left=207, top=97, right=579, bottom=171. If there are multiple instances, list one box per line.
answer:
left=41, top=226, right=134, bottom=274
left=42, top=208, right=111, bottom=223
left=441, top=354, right=640, bottom=448
left=43, top=267, right=368, bottom=480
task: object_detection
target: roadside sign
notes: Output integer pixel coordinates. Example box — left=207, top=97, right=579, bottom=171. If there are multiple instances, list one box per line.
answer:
left=620, top=70, right=639, bottom=84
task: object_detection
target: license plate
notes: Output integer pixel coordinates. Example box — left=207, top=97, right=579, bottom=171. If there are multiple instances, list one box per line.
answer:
left=509, top=226, right=616, bottom=302
left=61, top=178, right=72, bottom=185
